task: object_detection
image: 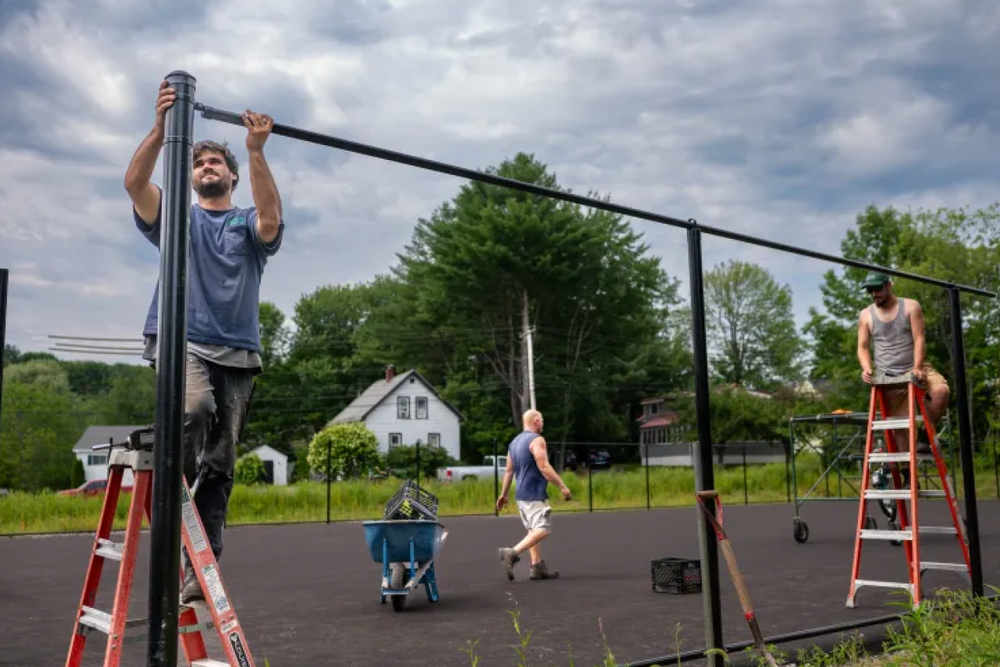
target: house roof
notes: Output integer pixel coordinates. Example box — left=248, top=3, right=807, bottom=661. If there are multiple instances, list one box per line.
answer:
left=639, top=415, right=680, bottom=430
left=328, top=369, right=464, bottom=425
left=72, top=425, right=149, bottom=453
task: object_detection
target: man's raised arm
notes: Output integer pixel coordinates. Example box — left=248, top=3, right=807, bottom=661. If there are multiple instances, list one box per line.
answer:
left=124, top=81, right=174, bottom=226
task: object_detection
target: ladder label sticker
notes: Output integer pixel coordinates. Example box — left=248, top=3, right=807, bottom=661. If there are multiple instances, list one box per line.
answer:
left=201, top=564, right=231, bottom=615
left=181, top=486, right=209, bottom=554
left=220, top=617, right=239, bottom=634
left=228, top=631, right=252, bottom=667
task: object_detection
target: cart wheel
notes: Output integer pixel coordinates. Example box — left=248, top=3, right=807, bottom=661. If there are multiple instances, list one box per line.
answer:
left=793, top=518, right=809, bottom=544
left=865, top=516, right=877, bottom=531
left=390, top=563, right=407, bottom=612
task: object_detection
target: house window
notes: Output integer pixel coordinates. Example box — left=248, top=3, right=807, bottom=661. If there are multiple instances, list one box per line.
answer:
left=415, top=396, right=428, bottom=419
left=397, top=396, right=411, bottom=419
left=389, top=433, right=402, bottom=448
left=428, top=433, right=440, bottom=448
left=651, top=403, right=659, bottom=415
left=87, top=454, right=108, bottom=466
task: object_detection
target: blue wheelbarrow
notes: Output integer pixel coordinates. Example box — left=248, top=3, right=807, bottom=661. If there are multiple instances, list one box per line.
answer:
left=362, top=519, right=448, bottom=612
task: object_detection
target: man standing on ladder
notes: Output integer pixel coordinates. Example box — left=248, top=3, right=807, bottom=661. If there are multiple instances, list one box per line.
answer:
left=125, top=80, right=285, bottom=604
left=856, top=272, right=951, bottom=460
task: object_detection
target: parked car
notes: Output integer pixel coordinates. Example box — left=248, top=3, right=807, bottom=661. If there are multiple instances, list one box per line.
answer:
left=587, top=449, right=611, bottom=470
left=437, top=455, right=507, bottom=482
left=58, top=479, right=132, bottom=497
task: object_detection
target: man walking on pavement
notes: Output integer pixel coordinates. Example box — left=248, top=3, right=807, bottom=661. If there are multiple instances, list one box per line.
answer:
left=857, top=271, right=950, bottom=457
left=496, top=409, right=572, bottom=581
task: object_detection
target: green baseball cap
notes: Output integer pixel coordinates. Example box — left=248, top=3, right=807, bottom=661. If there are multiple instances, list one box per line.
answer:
left=861, top=271, right=891, bottom=290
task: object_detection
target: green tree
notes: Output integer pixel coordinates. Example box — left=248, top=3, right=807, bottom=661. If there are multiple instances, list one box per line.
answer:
left=368, top=152, right=684, bottom=461
left=306, top=422, right=381, bottom=480
left=258, top=300, right=289, bottom=369
left=704, top=260, right=803, bottom=389
left=3, top=343, right=21, bottom=366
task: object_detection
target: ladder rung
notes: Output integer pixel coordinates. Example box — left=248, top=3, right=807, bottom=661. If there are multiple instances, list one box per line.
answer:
left=867, top=453, right=934, bottom=463
left=854, top=579, right=913, bottom=591
left=919, top=525, right=958, bottom=535
left=95, top=539, right=123, bottom=561
left=921, top=562, right=969, bottom=573
left=192, top=660, right=231, bottom=667
left=860, top=529, right=913, bottom=540
left=865, top=490, right=911, bottom=500
left=919, top=490, right=946, bottom=498
left=871, top=417, right=924, bottom=430
left=78, top=606, right=112, bottom=634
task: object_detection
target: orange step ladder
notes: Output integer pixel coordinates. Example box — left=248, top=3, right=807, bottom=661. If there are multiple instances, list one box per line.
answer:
left=846, top=373, right=971, bottom=609
left=65, top=426, right=255, bottom=667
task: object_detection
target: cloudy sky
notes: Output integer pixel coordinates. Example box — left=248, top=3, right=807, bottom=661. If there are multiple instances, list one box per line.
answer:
left=2, top=0, right=999, bottom=363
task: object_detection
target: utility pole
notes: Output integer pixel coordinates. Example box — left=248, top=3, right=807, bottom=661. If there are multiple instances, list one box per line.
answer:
left=521, top=289, right=536, bottom=411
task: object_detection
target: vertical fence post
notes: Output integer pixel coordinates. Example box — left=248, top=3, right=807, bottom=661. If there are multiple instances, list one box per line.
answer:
left=949, top=288, right=983, bottom=597
left=743, top=445, right=748, bottom=505
left=148, top=70, right=196, bottom=667
left=416, top=439, right=422, bottom=488
left=493, top=438, right=499, bottom=517
left=588, top=453, right=593, bottom=512
left=326, top=441, right=332, bottom=524
left=688, top=223, right=724, bottom=665
left=992, top=431, right=998, bottom=500
left=645, top=441, right=651, bottom=510
left=0, top=268, right=8, bottom=441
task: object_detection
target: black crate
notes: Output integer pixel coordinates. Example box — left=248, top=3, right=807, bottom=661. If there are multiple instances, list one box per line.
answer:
left=384, top=480, right=439, bottom=521
left=651, top=557, right=701, bottom=594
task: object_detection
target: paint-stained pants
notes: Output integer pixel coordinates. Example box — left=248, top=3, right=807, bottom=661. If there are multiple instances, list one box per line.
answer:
left=182, top=353, right=255, bottom=564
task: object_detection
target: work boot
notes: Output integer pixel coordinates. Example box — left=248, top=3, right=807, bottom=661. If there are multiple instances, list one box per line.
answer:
left=530, top=560, right=559, bottom=580
left=916, top=429, right=933, bottom=455
left=180, top=565, right=204, bottom=605
left=498, top=547, right=520, bottom=581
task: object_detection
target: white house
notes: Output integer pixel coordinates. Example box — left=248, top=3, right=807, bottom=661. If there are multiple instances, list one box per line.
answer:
left=71, top=425, right=147, bottom=485
left=327, top=366, right=463, bottom=461
left=244, top=445, right=290, bottom=485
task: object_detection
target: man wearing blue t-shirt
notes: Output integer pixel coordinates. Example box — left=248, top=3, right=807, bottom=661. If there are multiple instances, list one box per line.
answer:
left=496, top=409, right=572, bottom=581
left=124, top=80, right=285, bottom=604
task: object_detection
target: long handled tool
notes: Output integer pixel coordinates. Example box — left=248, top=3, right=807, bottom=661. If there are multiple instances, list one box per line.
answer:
left=696, top=490, right=788, bottom=667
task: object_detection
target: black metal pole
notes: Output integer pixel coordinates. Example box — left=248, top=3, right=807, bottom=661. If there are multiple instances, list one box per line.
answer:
left=326, top=440, right=332, bottom=524
left=645, top=442, right=651, bottom=510
left=993, top=432, right=998, bottom=500
left=588, top=454, right=593, bottom=512
left=0, top=268, right=8, bottom=439
left=493, top=438, right=499, bottom=518
left=148, top=70, right=195, bottom=667
left=948, top=288, right=983, bottom=596
left=743, top=445, right=748, bottom=505
left=416, top=439, right=421, bottom=488
left=688, top=225, right=724, bottom=665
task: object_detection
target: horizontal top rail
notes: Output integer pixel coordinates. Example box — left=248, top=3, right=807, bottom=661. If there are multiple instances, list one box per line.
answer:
left=196, top=103, right=997, bottom=299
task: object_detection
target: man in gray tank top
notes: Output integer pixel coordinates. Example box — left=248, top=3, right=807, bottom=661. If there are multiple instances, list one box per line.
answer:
left=856, top=272, right=950, bottom=451
left=496, top=410, right=572, bottom=581
left=125, top=80, right=285, bottom=604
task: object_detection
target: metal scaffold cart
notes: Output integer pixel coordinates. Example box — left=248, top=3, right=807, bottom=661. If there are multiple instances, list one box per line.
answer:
left=788, top=409, right=956, bottom=544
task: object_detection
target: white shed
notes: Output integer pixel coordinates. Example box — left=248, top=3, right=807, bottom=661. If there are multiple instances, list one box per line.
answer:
left=328, top=366, right=464, bottom=461
left=246, top=445, right=290, bottom=485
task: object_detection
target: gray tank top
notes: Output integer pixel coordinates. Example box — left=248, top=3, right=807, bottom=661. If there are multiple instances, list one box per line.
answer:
left=871, top=298, right=913, bottom=375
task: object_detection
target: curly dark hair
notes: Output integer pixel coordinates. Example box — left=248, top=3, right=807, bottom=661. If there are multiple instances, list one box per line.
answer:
left=193, top=140, right=240, bottom=190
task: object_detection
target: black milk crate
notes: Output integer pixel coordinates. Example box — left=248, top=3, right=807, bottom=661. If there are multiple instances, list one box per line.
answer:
left=651, top=557, right=701, bottom=594
left=384, top=480, right=439, bottom=521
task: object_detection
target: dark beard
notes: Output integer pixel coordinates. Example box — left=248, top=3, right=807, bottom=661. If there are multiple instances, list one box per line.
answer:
left=193, top=177, right=229, bottom=199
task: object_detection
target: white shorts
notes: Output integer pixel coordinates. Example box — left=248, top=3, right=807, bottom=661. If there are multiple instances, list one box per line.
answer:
left=517, top=500, right=552, bottom=532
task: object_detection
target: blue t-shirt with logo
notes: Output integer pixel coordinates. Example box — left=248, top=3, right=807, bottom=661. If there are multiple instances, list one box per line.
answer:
left=135, top=197, right=283, bottom=354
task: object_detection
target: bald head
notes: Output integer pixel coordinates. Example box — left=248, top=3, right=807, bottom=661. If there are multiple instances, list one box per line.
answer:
left=523, top=409, right=544, bottom=433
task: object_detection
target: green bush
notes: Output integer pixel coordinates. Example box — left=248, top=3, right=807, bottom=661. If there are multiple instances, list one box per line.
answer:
left=307, top=422, right=381, bottom=480
left=70, top=458, right=86, bottom=488
left=235, top=454, right=267, bottom=485
left=385, top=443, right=458, bottom=481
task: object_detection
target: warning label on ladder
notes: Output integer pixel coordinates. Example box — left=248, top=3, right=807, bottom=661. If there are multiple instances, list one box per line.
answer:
left=201, top=564, right=231, bottom=615
left=181, top=486, right=209, bottom=554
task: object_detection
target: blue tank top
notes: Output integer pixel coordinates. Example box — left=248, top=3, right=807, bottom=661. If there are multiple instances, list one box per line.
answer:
left=509, top=430, right=548, bottom=501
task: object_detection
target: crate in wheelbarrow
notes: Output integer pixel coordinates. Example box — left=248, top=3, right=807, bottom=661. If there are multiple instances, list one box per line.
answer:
left=384, top=479, right=439, bottom=521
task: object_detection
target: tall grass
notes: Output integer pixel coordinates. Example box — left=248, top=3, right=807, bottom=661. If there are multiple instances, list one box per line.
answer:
left=3, top=455, right=998, bottom=535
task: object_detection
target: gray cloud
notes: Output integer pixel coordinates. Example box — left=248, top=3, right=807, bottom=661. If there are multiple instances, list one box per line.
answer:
left=1, top=0, right=999, bottom=365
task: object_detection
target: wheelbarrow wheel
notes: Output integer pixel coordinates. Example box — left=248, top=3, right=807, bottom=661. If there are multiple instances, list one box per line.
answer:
left=390, top=563, right=407, bottom=612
